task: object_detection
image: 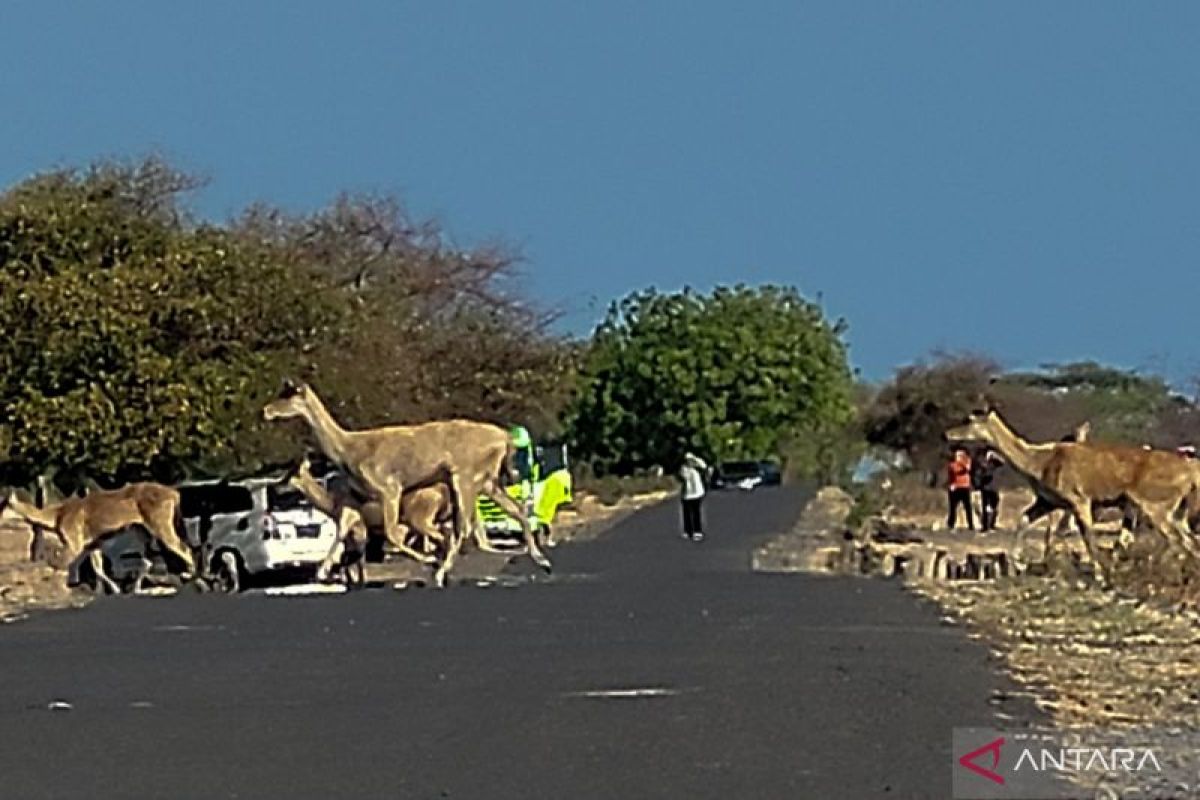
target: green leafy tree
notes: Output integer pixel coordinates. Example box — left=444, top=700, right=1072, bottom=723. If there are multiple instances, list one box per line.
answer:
left=565, top=285, right=855, bottom=475
left=0, top=158, right=341, bottom=489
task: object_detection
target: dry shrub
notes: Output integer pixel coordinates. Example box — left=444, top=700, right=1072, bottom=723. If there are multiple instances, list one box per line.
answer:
left=575, top=473, right=676, bottom=506
left=1109, top=538, right=1200, bottom=608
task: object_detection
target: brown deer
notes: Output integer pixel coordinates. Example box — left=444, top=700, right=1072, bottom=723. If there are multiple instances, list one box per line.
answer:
left=945, top=410, right=1200, bottom=578
left=1, top=483, right=197, bottom=594
left=285, top=457, right=452, bottom=584
left=263, top=381, right=550, bottom=586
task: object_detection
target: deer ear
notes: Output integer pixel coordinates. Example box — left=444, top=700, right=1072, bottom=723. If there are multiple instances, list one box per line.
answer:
left=279, top=379, right=299, bottom=398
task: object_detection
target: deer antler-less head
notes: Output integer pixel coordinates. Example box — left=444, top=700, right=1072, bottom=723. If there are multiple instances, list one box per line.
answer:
left=944, top=409, right=1001, bottom=445
left=263, top=380, right=312, bottom=421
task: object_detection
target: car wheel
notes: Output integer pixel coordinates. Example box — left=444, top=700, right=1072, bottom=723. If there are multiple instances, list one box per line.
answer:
left=213, top=550, right=243, bottom=594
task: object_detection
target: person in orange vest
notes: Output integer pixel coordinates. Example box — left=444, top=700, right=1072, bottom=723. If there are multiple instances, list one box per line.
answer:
left=946, top=446, right=974, bottom=530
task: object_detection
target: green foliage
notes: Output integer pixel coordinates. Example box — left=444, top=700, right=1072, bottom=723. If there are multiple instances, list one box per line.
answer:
left=565, top=285, right=855, bottom=475
left=781, top=418, right=868, bottom=486
left=0, top=159, right=342, bottom=488
left=845, top=482, right=885, bottom=531
left=0, top=158, right=577, bottom=490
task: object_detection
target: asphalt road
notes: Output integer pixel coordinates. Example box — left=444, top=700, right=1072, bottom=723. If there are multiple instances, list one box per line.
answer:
left=0, top=486, right=1031, bottom=800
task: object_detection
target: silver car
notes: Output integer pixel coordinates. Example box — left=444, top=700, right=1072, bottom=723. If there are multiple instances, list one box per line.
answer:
left=102, top=477, right=338, bottom=593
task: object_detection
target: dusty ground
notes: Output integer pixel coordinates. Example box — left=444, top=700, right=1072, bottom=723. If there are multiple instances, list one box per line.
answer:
left=914, top=578, right=1200, bottom=796
left=877, top=485, right=1200, bottom=729
left=757, top=484, right=1200, bottom=795
left=0, top=518, right=87, bottom=623
left=0, top=489, right=669, bottom=621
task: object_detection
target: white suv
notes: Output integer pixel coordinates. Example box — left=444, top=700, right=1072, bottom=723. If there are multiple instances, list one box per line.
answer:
left=103, top=476, right=338, bottom=593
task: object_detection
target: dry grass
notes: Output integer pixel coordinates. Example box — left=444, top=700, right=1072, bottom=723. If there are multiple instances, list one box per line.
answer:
left=0, top=518, right=88, bottom=622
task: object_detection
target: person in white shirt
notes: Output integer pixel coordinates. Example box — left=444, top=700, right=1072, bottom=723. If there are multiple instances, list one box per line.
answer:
left=678, top=452, right=708, bottom=541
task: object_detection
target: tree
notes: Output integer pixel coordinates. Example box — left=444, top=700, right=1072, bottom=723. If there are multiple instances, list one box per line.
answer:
left=863, top=352, right=997, bottom=478
left=0, top=158, right=342, bottom=490
left=565, top=285, right=855, bottom=475
left=232, top=194, right=577, bottom=439
left=1002, top=361, right=1174, bottom=443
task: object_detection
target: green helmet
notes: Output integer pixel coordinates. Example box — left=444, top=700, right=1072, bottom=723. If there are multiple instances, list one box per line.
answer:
left=509, top=425, right=532, bottom=449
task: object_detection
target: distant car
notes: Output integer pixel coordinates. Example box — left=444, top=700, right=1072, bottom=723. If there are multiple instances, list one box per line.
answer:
left=102, top=476, right=338, bottom=593
left=711, top=460, right=781, bottom=491
left=757, top=460, right=783, bottom=486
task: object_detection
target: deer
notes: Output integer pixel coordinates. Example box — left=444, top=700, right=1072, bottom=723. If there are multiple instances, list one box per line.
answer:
left=1033, top=420, right=1140, bottom=540
left=263, top=380, right=550, bottom=587
left=0, top=483, right=197, bottom=594
left=945, top=409, right=1200, bottom=580
left=285, top=457, right=453, bottom=585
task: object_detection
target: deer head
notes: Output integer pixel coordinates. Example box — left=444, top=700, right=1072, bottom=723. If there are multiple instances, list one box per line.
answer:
left=944, top=409, right=1001, bottom=445
left=286, top=456, right=319, bottom=493
left=263, top=380, right=312, bottom=421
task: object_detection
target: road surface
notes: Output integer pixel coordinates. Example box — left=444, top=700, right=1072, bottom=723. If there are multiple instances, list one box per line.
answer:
left=0, top=486, right=1032, bottom=799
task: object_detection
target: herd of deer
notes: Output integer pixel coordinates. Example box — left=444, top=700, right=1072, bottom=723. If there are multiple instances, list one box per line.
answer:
left=945, top=409, right=1200, bottom=581
left=4, top=385, right=1197, bottom=596
left=0, top=381, right=552, bottom=593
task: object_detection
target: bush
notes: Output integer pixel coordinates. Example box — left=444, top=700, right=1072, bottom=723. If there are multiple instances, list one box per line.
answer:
left=575, top=472, right=677, bottom=506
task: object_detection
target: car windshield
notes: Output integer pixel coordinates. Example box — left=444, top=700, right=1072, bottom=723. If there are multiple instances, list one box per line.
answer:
left=722, top=462, right=760, bottom=475
left=179, top=484, right=254, bottom=516
left=267, top=485, right=313, bottom=512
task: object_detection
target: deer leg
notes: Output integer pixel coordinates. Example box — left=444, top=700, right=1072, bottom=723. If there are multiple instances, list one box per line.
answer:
left=1068, top=500, right=1108, bottom=581
left=145, top=512, right=196, bottom=580
left=379, top=484, right=436, bottom=566
left=434, top=473, right=471, bottom=588
left=318, top=509, right=366, bottom=582
left=317, top=539, right=347, bottom=583
left=130, top=556, right=151, bottom=594
left=86, top=548, right=121, bottom=595
left=1140, top=501, right=1200, bottom=561
left=480, top=481, right=551, bottom=573
left=1017, top=497, right=1056, bottom=562
left=404, top=497, right=446, bottom=558
left=28, top=526, right=46, bottom=563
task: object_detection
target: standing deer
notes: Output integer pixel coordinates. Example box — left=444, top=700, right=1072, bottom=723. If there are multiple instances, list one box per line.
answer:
left=263, top=381, right=550, bottom=586
left=1, top=483, right=197, bottom=594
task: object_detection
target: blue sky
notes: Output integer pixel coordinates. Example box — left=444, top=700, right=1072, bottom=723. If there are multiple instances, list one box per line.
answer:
left=1, top=2, right=1198, bottom=383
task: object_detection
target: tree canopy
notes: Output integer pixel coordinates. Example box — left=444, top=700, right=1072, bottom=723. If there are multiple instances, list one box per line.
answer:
left=0, top=159, right=341, bottom=487
left=565, top=285, right=855, bottom=475
left=0, top=157, right=573, bottom=491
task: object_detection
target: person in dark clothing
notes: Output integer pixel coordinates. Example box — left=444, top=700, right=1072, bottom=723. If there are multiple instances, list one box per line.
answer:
left=972, top=448, right=1004, bottom=531
left=946, top=447, right=974, bottom=530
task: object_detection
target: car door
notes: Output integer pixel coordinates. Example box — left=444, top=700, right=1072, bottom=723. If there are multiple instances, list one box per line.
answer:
left=185, top=483, right=265, bottom=572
